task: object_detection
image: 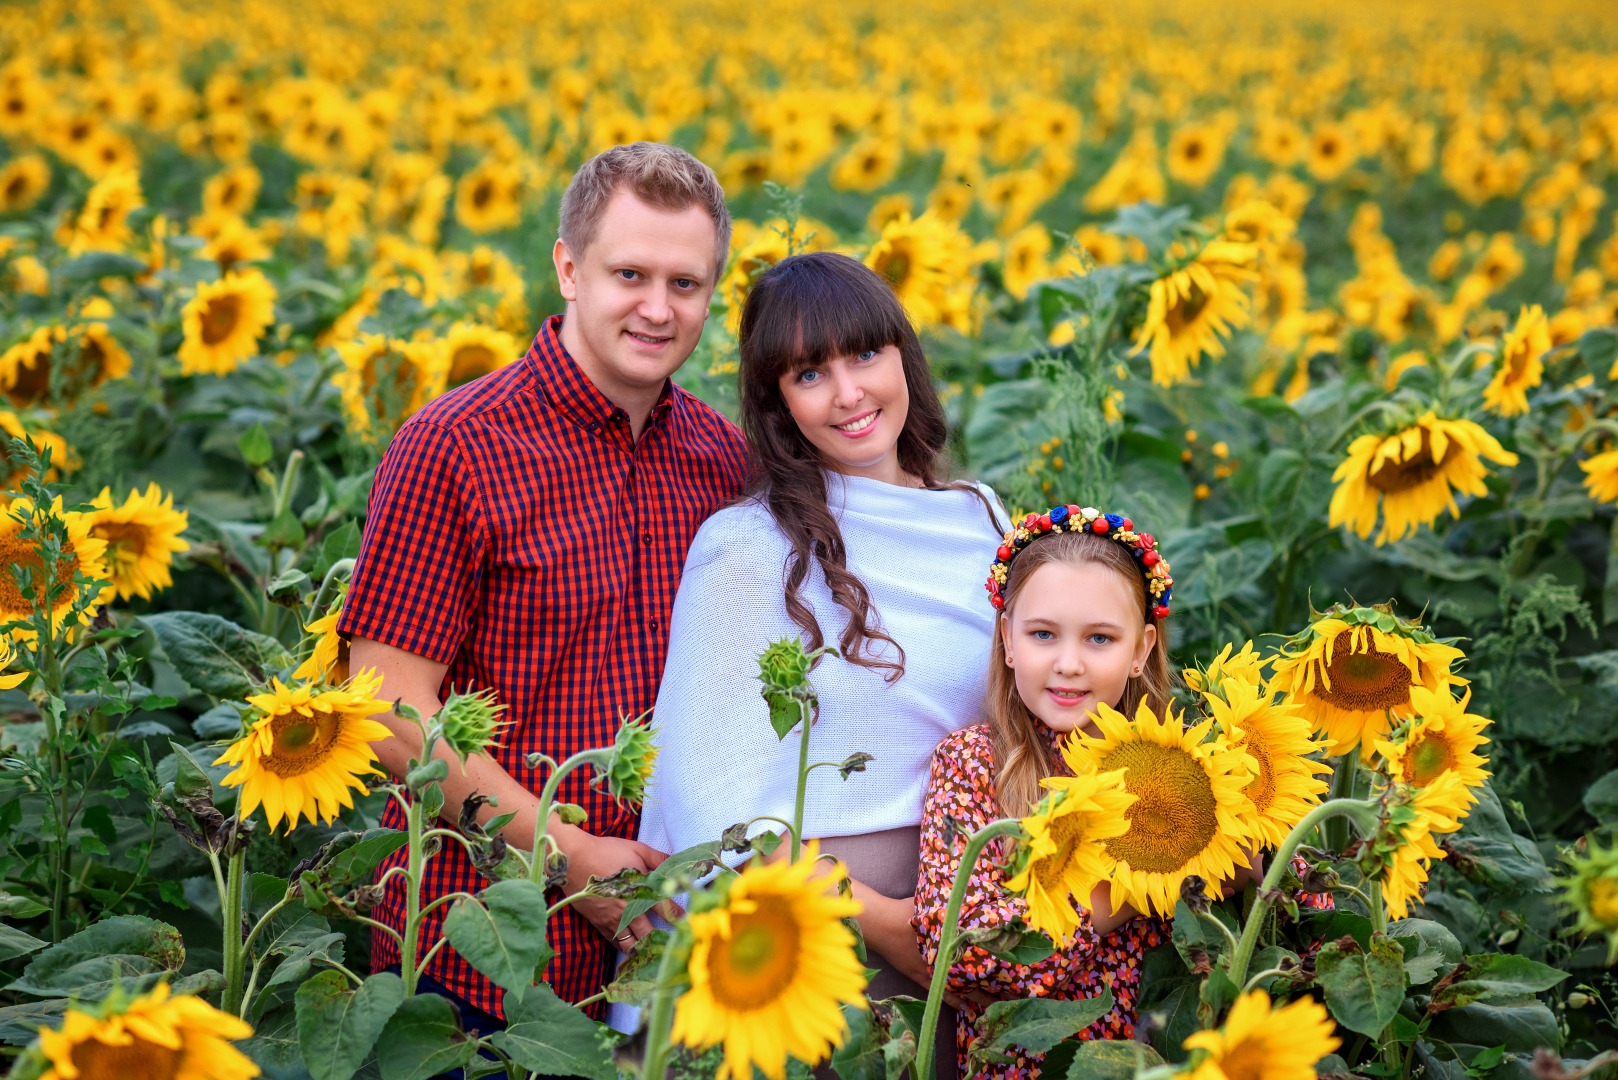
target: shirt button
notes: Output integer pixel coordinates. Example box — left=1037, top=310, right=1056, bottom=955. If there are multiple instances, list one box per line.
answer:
left=642, top=533, right=653, bottom=545
left=649, top=619, right=659, bottom=630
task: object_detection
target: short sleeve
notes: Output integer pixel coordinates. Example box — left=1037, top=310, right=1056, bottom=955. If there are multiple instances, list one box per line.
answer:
left=338, top=419, right=487, bottom=664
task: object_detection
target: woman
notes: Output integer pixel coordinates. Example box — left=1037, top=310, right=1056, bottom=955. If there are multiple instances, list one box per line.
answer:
left=631, top=252, right=1006, bottom=1075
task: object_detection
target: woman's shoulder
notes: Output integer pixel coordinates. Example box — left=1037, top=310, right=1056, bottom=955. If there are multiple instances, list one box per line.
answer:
left=685, top=497, right=790, bottom=568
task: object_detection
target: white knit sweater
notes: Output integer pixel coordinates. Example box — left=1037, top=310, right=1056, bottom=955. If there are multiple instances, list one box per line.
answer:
left=637, top=472, right=1008, bottom=857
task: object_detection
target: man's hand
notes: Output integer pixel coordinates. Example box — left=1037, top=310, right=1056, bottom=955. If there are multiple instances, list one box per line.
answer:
left=552, top=822, right=681, bottom=950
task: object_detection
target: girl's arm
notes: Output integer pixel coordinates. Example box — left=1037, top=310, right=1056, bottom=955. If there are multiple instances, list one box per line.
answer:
left=912, top=733, right=1102, bottom=998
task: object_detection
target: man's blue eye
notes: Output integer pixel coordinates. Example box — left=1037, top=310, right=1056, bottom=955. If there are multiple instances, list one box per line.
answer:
left=675, top=278, right=695, bottom=289
left=618, top=270, right=637, bottom=280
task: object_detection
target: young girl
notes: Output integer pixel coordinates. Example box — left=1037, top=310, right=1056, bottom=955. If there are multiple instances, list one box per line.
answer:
left=912, top=508, right=1187, bottom=1079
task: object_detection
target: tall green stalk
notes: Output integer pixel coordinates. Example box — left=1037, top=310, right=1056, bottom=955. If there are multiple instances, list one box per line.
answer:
left=400, top=794, right=426, bottom=995
left=220, top=849, right=247, bottom=1014
left=790, top=698, right=812, bottom=864
left=1324, top=747, right=1361, bottom=853
left=914, top=819, right=1023, bottom=1080
left=638, top=935, right=687, bottom=1080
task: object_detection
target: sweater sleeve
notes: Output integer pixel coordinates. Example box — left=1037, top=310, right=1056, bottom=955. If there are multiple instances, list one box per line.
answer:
left=912, top=728, right=1101, bottom=998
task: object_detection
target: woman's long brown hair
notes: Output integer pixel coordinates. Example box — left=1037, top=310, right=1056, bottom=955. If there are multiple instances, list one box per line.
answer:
left=736, top=251, right=987, bottom=681
left=987, top=530, right=1178, bottom=817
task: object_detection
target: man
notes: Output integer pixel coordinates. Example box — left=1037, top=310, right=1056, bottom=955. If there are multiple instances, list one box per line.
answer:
left=338, top=142, right=751, bottom=1027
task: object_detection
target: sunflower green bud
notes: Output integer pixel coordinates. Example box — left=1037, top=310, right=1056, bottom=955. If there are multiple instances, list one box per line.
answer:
left=1567, top=992, right=1591, bottom=1009
left=600, top=712, right=659, bottom=805
left=433, top=689, right=509, bottom=769
left=1562, top=838, right=1618, bottom=964
left=756, top=637, right=835, bottom=739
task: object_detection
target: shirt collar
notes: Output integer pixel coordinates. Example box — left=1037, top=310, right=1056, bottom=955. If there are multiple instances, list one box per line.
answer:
left=527, top=315, right=678, bottom=440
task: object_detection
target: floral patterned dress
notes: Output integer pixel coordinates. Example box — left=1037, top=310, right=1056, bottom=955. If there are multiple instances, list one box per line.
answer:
left=912, top=724, right=1330, bottom=1080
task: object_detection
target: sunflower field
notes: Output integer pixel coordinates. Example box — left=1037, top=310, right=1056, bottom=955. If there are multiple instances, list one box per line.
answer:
left=4, top=0, right=1618, bottom=1077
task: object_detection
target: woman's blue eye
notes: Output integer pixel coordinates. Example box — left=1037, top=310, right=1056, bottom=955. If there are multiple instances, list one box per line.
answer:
left=857, top=349, right=877, bottom=361
left=797, top=369, right=821, bottom=384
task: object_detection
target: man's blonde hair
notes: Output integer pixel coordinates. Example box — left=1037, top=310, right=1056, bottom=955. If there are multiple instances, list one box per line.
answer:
left=558, top=142, right=731, bottom=272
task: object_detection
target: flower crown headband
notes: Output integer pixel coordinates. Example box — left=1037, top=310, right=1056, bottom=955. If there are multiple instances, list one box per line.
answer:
left=985, top=504, right=1173, bottom=619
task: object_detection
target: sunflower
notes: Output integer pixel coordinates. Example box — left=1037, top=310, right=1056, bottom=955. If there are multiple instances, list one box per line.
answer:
left=177, top=269, right=278, bottom=377
left=0, top=310, right=130, bottom=408
left=1255, top=117, right=1305, bottom=167
left=1328, top=412, right=1519, bottom=545
left=0, top=497, right=109, bottom=642
left=199, top=216, right=271, bottom=272
left=1205, top=678, right=1331, bottom=849
left=293, top=586, right=348, bottom=684
left=1375, top=773, right=1469, bottom=920
left=0, top=411, right=70, bottom=495
left=1373, top=684, right=1490, bottom=797
left=1167, top=122, right=1227, bottom=189
left=202, top=162, right=262, bottom=217
left=671, top=845, right=867, bottom=1080
left=1131, top=240, right=1258, bottom=387
left=0, top=153, right=49, bottom=212
left=454, top=157, right=524, bottom=234
left=1183, top=989, right=1341, bottom=1080
left=927, top=178, right=974, bottom=221
left=1183, top=641, right=1270, bottom=701
left=1482, top=305, right=1551, bottom=417
left=1268, top=606, right=1465, bottom=759
left=1562, top=838, right=1618, bottom=964
left=1305, top=122, right=1355, bottom=182
left=722, top=220, right=830, bottom=334
left=1580, top=449, right=1618, bottom=504
left=1001, top=223, right=1053, bottom=301
left=866, top=194, right=913, bottom=235
left=863, top=209, right=979, bottom=332
left=333, top=333, right=449, bottom=433
left=829, top=136, right=901, bottom=192
left=441, top=321, right=520, bottom=384
left=35, top=982, right=258, bottom=1080
left=86, top=484, right=190, bottom=602
left=1005, top=768, right=1136, bottom=945
left=214, top=668, right=394, bottom=832
left=1061, top=700, right=1257, bottom=917
left=68, top=168, right=144, bottom=254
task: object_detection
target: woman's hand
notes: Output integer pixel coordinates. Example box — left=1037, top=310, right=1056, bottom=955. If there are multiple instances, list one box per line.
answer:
left=845, top=885, right=968, bottom=1010
left=1224, top=847, right=1266, bottom=897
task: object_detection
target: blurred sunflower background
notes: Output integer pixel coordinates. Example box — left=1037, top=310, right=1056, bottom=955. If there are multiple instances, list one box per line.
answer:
left=4, top=0, right=1618, bottom=1047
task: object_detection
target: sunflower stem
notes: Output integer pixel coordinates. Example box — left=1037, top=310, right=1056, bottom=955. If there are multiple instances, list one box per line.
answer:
left=1324, top=748, right=1360, bottom=853
left=401, top=791, right=424, bottom=995
left=311, top=557, right=354, bottom=616
left=790, top=697, right=813, bottom=864
left=528, top=748, right=610, bottom=887
left=916, top=818, right=1023, bottom=1080
left=639, top=928, right=687, bottom=1080
left=1225, top=798, right=1379, bottom=989
left=222, top=848, right=247, bottom=1015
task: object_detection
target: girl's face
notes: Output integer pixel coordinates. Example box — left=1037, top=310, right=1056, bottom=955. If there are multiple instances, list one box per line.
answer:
left=1000, top=559, right=1156, bottom=735
left=777, top=344, right=910, bottom=486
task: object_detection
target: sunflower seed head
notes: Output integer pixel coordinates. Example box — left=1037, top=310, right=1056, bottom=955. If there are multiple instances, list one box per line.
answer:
left=433, top=689, right=509, bottom=768
left=601, top=713, right=659, bottom=805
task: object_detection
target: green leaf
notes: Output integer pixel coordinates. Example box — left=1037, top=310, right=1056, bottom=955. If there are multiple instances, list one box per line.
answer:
left=166, top=739, right=216, bottom=805
left=1577, top=327, right=1618, bottom=372
left=267, top=568, right=313, bottom=607
left=422, top=780, right=445, bottom=822
left=442, top=879, right=550, bottom=994
left=56, top=251, right=149, bottom=283
left=0, top=999, right=68, bottom=1046
left=1313, top=933, right=1405, bottom=1038
left=968, top=992, right=1115, bottom=1071
left=260, top=508, right=308, bottom=549
left=1427, top=1003, right=1561, bottom=1055
left=12, top=915, right=185, bottom=999
left=376, top=993, right=475, bottom=1080
left=1387, top=918, right=1465, bottom=965
left=1438, top=784, right=1554, bottom=896
left=259, top=932, right=346, bottom=999
left=603, top=931, right=668, bottom=1007
left=1583, top=768, right=1618, bottom=823
left=491, top=983, right=615, bottom=1080
left=141, top=611, right=294, bottom=700
left=295, top=969, right=405, bottom=1080
left=1431, top=954, right=1568, bottom=1009
left=239, top=423, right=274, bottom=467
left=0, top=924, right=49, bottom=962
left=323, top=830, right=408, bottom=891
left=1066, top=1039, right=1166, bottom=1080
left=984, top=929, right=1056, bottom=966
left=1172, top=899, right=1238, bottom=967
left=1246, top=945, right=1301, bottom=993
left=317, top=519, right=363, bottom=576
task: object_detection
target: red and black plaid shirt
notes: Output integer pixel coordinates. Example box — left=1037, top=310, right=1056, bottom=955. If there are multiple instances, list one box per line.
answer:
left=339, top=315, right=751, bottom=1017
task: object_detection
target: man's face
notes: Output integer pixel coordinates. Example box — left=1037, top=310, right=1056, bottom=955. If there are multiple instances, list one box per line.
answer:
left=554, top=189, right=719, bottom=402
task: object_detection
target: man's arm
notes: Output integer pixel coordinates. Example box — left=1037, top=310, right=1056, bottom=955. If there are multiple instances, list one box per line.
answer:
left=352, top=637, right=670, bottom=945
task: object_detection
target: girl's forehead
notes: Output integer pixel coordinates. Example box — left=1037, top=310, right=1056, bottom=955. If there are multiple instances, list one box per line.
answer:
left=1016, top=560, right=1141, bottom=615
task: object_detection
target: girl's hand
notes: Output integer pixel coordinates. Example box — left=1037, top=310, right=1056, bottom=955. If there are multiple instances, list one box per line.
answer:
left=1224, top=847, right=1266, bottom=897
left=1087, top=881, right=1139, bottom=935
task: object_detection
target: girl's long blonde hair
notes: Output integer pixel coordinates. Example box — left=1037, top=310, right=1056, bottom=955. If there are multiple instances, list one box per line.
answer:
left=987, top=529, right=1177, bottom=817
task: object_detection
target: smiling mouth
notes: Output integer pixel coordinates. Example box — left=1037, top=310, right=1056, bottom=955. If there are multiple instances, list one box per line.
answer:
left=627, top=331, right=672, bottom=345
left=1047, top=688, right=1090, bottom=705
left=832, top=410, right=879, bottom=433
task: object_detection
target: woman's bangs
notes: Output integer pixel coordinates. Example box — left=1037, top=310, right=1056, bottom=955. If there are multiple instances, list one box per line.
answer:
left=746, top=257, right=912, bottom=377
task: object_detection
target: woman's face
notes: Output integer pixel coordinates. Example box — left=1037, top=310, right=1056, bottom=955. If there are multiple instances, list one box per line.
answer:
left=1000, top=559, right=1156, bottom=735
left=777, top=344, right=910, bottom=484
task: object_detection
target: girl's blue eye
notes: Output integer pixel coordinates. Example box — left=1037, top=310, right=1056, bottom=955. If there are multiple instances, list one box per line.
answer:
left=1088, top=633, right=1112, bottom=645
left=1032, top=629, right=1054, bottom=641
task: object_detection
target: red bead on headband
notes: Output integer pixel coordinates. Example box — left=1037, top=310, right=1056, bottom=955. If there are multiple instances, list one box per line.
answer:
left=985, top=505, right=1173, bottom=619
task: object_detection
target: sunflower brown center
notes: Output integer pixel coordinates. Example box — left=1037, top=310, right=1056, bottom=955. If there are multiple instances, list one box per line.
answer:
left=450, top=344, right=497, bottom=382
left=200, top=295, right=243, bottom=346
left=264, top=707, right=342, bottom=777
left=707, top=897, right=801, bottom=1010
left=1364, top=429, right=1456, bottom=493
left=471, top=180, right=493, bottom=209
left=3, top=174, right=25, bottom=201
left=1236, top=736, right=1276, bottom=813
left=0, top=531, right=79, bottom=618
left=872, top=243, right=912, bottom=289
left=1033, top=812, right=1088, bottom=893
left=1317, top=633, right=1413, bottom=712
left=1165, top=283, right=1210, bottom=334
left=1101, top=742, right=1218, bottom=872
left=8, top=345, right=52, bottom=405
left=69, top=1035, right=182, bottom=1080
left=1213, top=1035, right=1269, bottom=1080
left=94, top=520, right=151, bottom=566
left=1403, top=732, right=1455, bottom=786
